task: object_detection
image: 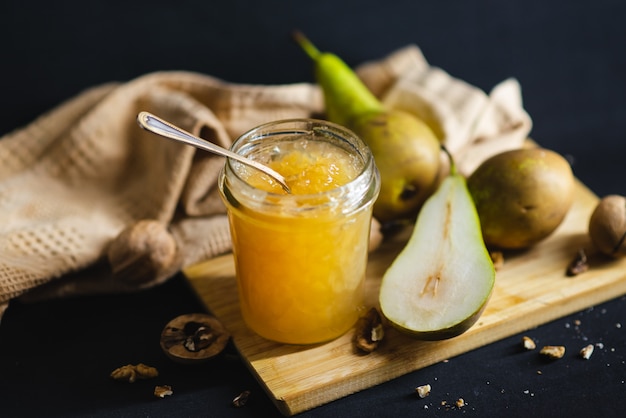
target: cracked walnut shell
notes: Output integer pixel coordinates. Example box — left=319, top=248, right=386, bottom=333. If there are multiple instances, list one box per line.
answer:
left=160, top=313, right=230, bottom=364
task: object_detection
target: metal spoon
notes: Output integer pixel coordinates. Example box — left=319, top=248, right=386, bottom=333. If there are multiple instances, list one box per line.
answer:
left=136, top=111, right=291, bottom=193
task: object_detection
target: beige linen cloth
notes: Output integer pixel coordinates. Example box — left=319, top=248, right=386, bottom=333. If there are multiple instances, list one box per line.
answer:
left=0, top=45, right=531, bottom=320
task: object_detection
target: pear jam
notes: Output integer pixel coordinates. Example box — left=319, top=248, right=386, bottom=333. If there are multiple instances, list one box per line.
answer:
left=219, top=119, right=380, bottom=344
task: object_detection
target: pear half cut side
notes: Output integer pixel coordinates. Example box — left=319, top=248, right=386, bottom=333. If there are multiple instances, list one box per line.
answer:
left=379, top=172, right=495, bottom=340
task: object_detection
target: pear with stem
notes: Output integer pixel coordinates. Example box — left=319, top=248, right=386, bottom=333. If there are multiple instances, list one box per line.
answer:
left=294, top=32, right=441, bottom=223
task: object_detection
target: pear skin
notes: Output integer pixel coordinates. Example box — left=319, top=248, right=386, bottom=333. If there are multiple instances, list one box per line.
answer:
left=379, top=153, right=495, bottom=340
left=467, top=148, right=574, bottom=249
left=294, top=32, right=441, bottom=223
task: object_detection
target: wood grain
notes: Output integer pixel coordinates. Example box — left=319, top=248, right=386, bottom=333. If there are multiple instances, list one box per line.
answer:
left=184, top=180, right=626, bottom=416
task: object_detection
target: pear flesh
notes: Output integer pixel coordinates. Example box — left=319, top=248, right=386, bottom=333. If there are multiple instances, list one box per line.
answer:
left=379, top=170, right=495, bottom=340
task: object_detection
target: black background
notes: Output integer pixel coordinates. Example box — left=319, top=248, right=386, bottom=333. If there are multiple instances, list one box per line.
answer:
left=1, top=1, right=625, bottom=417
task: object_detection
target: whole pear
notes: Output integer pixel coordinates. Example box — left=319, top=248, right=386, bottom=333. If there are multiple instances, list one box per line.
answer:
left=379, top=149, right=495, bottom=340
left=467, top=147, right=575, bottom=249
left=294, top=32, right=441, bottom=223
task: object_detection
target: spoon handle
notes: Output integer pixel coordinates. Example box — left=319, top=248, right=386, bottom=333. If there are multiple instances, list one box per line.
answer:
left=136, top=112, right=290, bottom=193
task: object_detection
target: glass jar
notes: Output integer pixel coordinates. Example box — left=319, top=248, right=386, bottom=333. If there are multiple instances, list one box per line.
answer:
left=218, top=119, right=380, bottom=345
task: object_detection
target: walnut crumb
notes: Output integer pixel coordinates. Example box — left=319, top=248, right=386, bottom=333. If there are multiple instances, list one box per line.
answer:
left=540, top=345, right=566, bottom=359
left=566, top=248, right=589, bottom=276
left=110, top=363, right=159, bottom=383
left=232, top=390, right=251, bottom=408
left=580, top=344, right=595, bottom=360
left=456, top=398, right=465, bottom=408
left=415, top=384, right=431, bottom=398
left=522, top=336, right=536, bottom=350
left=154, top=385, right=173, bottom=398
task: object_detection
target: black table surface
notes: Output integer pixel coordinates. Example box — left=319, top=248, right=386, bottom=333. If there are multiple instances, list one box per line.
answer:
left=1, top=1, right=625, bottom=417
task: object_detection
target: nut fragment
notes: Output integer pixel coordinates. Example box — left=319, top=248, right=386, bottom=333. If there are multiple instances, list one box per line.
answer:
left=522, top=336, right=536, bottom=350
left=539, top=345, right=566, bottom=359
left=154, top=385, right=173, bottom=398
left=110, top=363, right=159, bottom=383
left=354, top=307, right=385, bottom=353
left=455, top=398, right=465, bottom=408
left=160, top=313, right=230, bottom=364
left=415, top=384, right=431, bottom=398
left=580, top=344, right=594, bottom=360
left=232, top=390, right=251, bottom=408
left=566, top=248, right=589, bottom=276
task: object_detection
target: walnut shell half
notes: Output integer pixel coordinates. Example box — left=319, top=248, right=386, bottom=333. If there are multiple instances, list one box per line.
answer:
left=160, top=313, right=230, bottom=364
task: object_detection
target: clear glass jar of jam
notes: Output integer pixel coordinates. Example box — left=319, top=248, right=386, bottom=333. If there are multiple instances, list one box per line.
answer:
left=219, top=119, right=380, bottom=344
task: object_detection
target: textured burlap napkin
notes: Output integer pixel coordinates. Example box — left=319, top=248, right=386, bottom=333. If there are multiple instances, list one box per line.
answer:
left=0, top=45, right=531, bottom=320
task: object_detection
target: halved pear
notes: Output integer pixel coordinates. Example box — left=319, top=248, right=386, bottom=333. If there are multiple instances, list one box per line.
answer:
left=379, top=157, right=495, bottom=340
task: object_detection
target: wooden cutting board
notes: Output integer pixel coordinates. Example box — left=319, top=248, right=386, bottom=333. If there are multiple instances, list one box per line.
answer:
left=184, top=180, right=626, bottom=416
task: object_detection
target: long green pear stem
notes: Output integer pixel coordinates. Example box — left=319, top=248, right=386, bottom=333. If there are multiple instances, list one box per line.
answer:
left=292, top=31, right=321, bottom=61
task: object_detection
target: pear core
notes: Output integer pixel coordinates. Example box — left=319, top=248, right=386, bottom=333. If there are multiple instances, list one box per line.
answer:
left=379, top=172, right=495, bottom=340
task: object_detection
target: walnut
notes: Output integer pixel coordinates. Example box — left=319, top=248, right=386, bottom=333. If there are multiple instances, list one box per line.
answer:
left=539, top=345, right=566, bottom=359
left=455, top=398, right=465, bottom=408
left=110, top=363, right=159, bottom=383
left=160, top=313, right=230, bottom=364
left=354, top=307, right=385, bottom=353
left=588, top=194, right=626, bottom=258
left=107, top=219, right=179, bottom=284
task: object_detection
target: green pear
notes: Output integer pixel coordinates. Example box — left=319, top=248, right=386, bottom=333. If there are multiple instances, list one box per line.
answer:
left=294, top=32, right=441, bottom=223
left=379, top=150, right=495, bottom=340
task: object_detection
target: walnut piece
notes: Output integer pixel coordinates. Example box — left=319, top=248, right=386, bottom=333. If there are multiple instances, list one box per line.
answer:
left=522, top=336, right=536, bottom=350
left=539, top=345, right=566, bottom=359
left=232, top=390, right=251, bottom=407
left=110, top=363, right=159, bottom=383
left=566, top=248, right=589, bottom=276
left=580, top=344, right=594, bottom=360
left=354, top=307, right=385, bottom=353
left=154, top=385, right=173, bottom=398
left=415, top=384, right=431, bottom=399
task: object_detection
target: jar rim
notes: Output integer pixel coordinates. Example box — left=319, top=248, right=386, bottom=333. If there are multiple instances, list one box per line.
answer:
left=220, top=118, right=380, bottom=214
